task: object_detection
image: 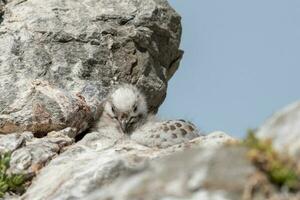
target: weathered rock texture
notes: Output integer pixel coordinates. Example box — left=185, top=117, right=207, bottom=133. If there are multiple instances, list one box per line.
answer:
left=86, top=147, right=254, bottom=200
left=0, top=128, right=75, bottom=177
left=0, top=0, right=183, bottom=135
left=20, top=130, right=300, bottom=200
left=257, top=101, right=300, bottom=158
left=2, top=128, right=300, bottom=200
left=21, top=131, right=237, bottom=200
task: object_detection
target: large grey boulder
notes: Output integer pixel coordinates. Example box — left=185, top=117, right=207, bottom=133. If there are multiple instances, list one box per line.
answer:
left=86, top=147, right=254, bottom=200
left=20, top=131, right=237, bottom=200
left=21, top=130, right=300, bottom=200
left=1, top=129, right=299, bottom=200
left=256, top=101, right=300, bottom=158
left=0, top=0, right=182, bottom=135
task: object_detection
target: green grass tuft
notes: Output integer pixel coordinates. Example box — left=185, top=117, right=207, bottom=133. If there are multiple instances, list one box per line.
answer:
left=0, top=153, right=26, bottom=198
left=243, top=130, right=300, bottom=190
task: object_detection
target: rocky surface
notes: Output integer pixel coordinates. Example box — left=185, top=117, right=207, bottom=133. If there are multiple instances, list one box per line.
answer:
left=19, top=130, right=300, bottom=200
left=1, top=127, right=300, bottom=200
left=20, top=131, right=236, bottom=200
left=0, top=80, right=92, bottom=136
left=85, top=147, right=253, bottom=200
left=257, top=101, right=300, bottom=158
left=1, top=128, right=75, bottom=177
left=0, top=0, right=182, bottom=135
left=2, top=0, right=300, bottom=199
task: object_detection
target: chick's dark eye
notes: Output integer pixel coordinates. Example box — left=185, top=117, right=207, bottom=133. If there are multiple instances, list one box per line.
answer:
left=133, top=105, right=137, bottom=112
left=111, top=106, right=116, bottom=114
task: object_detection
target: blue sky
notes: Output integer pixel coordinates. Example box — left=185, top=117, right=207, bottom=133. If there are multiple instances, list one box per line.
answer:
left=159, top=0, right=300, bottom=137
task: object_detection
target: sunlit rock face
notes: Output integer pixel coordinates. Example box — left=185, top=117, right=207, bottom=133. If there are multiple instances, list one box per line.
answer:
left=0, top=0, right=183, bottom=136
left=257, top=101, right=300, bottom=158
left=21, top=131, right=238, bottom=200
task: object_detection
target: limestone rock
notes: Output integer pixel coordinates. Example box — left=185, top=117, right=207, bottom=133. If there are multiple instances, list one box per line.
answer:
left=8, top=128, right=75, bottom=176
left=0, top=132, right=33, bottom=154
left=21, top=131, right=236, bottom=200
left=189, top=131, right=237, bottom=147
left=86, top=147, right=254, bottom=200
left=0, top=80, right=92, bottom=136
left=0, top=0, right=182, bottom=135
left=0, top=0, right=11, bottom=20
left=256, top=101, right=300, bottom=157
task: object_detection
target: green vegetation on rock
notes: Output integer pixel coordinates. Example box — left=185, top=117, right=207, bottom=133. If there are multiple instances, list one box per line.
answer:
left=0, top=153, right=26, bottom=198
left=243, top=130, right=300, bottom=190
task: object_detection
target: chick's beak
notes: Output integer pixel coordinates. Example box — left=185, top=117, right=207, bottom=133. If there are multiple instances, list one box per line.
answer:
left=120, top=120, right=127, bottom=134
